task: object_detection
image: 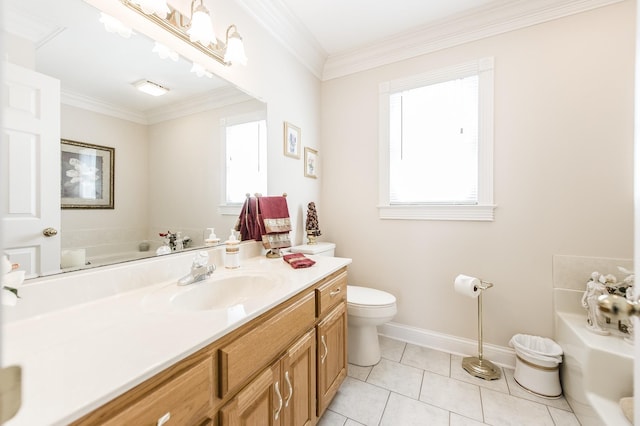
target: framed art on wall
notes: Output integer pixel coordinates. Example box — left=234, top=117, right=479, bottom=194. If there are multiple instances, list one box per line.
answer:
left=284, top=121, right=301, bottom=158
left=304, top=147, right=318, bottom=179
left=61, top=139, right=114, bottom=209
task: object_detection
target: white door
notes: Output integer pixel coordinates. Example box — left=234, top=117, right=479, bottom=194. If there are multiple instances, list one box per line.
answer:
left=2, top=62, right=61, bottom=277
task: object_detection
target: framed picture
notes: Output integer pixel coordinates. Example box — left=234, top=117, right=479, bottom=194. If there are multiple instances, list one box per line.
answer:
left=304, top=147, right=318, bottom=179
left=283, top=122, right=301, bottom=158
left=61, top=139, right=114, bottom=209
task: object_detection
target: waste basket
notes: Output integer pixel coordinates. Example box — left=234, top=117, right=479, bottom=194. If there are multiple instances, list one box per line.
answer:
left=509, top=334, right=563, bottom=398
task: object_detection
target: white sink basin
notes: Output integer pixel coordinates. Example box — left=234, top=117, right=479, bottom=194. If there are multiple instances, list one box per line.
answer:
left=171, top=274, right=283, bottom=311
left=142, top=271, right=287, bottom=314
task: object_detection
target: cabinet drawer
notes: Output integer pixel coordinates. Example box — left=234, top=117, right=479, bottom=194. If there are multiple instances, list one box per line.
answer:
left=316, top=271, right=347, bottom=317
left=218, top=291, right=315, bottom=398
left=102, top=359, right=213, bottom=426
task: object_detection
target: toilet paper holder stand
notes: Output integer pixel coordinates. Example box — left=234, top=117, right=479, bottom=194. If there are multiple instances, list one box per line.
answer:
left=462, top=280, right=502, bottom=381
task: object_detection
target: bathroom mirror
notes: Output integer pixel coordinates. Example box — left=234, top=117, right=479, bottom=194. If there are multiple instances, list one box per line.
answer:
left=3, top=0, right=266, bottom=278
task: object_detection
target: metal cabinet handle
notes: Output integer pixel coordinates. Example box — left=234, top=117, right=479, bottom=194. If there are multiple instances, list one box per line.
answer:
left=157, top=412, right=171, bottom=426
left=321, top=335, right=328, bottom=364
left=330, top=288, right=341, bottom=297
left=284, top=370, right=293, bottom=407
left=274, top=381, right=283, bottom=420
left=43, top=227, right=58, bottom=237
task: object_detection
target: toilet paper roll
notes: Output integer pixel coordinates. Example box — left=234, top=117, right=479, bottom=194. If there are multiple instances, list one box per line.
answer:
left=454, top=274, right=481, bottom=298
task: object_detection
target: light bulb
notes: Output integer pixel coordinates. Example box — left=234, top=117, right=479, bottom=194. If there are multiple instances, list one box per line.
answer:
left=187, top=4, right=216, bottom=46
left=224, top=28, right=247, bottom=65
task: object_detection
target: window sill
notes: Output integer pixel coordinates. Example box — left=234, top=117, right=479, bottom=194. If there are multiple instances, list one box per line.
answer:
left=378, top=204, right=496, bottom=221
left=219, top=204, right=243, bottom=216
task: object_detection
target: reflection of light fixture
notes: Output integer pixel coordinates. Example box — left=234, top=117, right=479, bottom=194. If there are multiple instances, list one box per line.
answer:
left=130, top=0, right=170, bottom=19
left=99, top=12, right=133, bottom=38
left=134, top=80, right=169, bottom=96
left=223, top=25, right=247, bottom=65
left=122, top=0, right=247, bottom=66
left=152, top=41, right=179, bottom=61
left=190, top=62, right=213, bottom=78
left=187, top=0, right=216, bottom=46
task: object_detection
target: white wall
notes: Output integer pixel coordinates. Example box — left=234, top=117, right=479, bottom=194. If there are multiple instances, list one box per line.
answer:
left=320, top=1, right=635, bottom=346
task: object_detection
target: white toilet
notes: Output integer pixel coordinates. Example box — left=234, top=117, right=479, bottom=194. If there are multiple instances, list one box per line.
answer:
left=289, top=242, right=398, bottom=367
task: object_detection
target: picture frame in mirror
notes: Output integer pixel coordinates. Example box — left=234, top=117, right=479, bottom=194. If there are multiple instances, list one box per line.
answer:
left=61, top=139, right=115, bottom=209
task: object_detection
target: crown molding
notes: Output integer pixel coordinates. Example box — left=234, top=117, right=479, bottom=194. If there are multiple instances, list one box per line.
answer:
left=322, top=0, right=625, bottom=80
left=233, top=0, right=327, bottom=79
left=234, top=0, right=624, bottom=82
left=61, top=91, right=148, bottom=124
left=145, top=86, right=255, bottom=124
left=62, top=86, right=253, bottom=125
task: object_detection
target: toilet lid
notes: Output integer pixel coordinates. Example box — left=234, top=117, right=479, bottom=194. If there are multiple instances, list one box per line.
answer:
left=348, top=285, right=396, bottom=307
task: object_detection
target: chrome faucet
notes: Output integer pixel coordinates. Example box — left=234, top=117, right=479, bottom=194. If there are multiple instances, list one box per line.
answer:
left=178, top=251, right=215, bottom=286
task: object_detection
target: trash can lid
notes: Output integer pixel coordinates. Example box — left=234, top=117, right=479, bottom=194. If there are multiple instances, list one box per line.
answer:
left=509, top=334, right=563, bottom=358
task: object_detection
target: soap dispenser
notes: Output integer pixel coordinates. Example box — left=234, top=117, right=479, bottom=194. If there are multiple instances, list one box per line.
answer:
left=204, top=228, right=220, bottom=246
left=225, top=229, right=240, bottom=269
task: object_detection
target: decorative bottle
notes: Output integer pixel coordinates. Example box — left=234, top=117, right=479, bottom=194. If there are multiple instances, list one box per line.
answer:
left=225, top=229, right=240, bottom=269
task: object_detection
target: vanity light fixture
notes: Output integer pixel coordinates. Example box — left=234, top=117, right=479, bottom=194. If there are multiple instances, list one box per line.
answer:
left=223, top=25, right=247, bottom=66
left=99, top=12, right=133, bottom=38
left=130, top=0, right=170, bottom=19
left=133, top=80, right=170, bottom=96
left=187, top=0, right=216, bottom=46
left=121, top=0, right=247, bottom=66
left=190, top=62, right=213, bottom=78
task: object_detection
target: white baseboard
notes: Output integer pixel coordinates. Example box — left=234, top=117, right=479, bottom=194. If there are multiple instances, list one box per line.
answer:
left=378, top=321, right=517, bottom=369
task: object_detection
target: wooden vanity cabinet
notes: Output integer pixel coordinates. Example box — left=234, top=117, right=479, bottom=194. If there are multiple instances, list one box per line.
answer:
left=72, top=267, right=348, bottom=426
left=219, top=360, right=281, bottom=425
left=220, top=329, right=316, bottom=426
left=73, top=355, right=215, bottom=426
left=316, top=303, right=347, bottom=417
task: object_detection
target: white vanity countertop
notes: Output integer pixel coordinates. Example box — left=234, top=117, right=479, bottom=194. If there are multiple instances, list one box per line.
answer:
left=4, top=254, right=351, bottom=426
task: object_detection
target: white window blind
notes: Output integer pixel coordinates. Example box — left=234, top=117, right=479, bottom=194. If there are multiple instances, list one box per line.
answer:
left=389, top=75, right=479, bottom=204
left=378, top=57, right=495, bottom=221
left=224, top=118, right=267, bottom=204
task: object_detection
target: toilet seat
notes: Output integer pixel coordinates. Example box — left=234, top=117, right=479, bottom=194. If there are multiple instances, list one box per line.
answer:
left=347, top=286, right=397, bottom=319
left=347, top=285, right=396, bottom=308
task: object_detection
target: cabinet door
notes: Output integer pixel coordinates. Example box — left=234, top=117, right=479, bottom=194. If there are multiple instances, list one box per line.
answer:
left=281, top=330, right=316, bottom=426
left=316, top=302, right=347, bottom=417
left=220, top=361, right=282, bottom=426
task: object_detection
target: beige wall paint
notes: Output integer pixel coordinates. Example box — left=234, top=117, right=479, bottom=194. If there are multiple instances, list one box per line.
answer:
left=60, top=104, right=149, bottom=253
left=147, top=99, right=265, bottom=242
left=320, top=1, right=634, bottom=346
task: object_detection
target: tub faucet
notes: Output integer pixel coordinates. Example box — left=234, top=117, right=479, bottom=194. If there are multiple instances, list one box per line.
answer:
left=178, top=251, right=215, bottom=286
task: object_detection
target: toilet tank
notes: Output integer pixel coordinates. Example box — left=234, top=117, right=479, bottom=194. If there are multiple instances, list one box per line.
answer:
left=290, top=242, right=336, bottom=256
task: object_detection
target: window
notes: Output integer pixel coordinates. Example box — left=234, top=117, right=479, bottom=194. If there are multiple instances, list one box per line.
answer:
left=220, top=112, right=267, bottom=214
left=379, top=57, right=495, bottom=221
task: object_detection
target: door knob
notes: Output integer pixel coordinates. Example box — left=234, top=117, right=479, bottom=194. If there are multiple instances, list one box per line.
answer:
left=598, top=294, right=640, bottom=320
left=42, top=227, right=58, bottom=237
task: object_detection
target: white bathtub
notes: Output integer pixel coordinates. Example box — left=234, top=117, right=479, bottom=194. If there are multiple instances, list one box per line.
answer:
left=555, top=312, right=633, bottom=426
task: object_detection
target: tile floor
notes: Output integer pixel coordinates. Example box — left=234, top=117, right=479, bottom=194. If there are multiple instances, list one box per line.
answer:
left=318, top=336, right=580, bottom=426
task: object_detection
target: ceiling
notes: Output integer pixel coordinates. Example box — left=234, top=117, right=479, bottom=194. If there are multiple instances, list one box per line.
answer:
left=276, top=0, right=498, bottom=55
left=4, top=0, right=623, bottom=109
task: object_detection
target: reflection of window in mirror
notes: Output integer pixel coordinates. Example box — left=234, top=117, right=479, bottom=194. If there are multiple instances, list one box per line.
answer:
left=223, top=113, right=268, bottom=205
